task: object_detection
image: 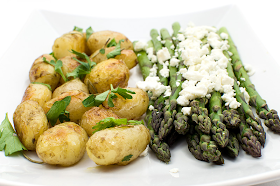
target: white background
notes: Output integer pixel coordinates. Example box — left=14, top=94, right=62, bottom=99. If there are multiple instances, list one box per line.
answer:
left=0, top=0, right=279, bottom=185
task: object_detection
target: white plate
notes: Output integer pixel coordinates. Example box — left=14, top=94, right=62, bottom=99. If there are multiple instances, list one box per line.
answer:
left=1, top=4, right=280, bottom=186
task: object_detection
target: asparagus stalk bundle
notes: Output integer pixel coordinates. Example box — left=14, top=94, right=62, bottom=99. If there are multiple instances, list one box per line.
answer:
left=219, top=27, right=280, bottom=133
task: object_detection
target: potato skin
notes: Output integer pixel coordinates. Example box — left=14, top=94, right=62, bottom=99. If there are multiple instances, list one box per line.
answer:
left=84, top=59, right=129, bottom=94
left=86, top=124, right=150, bottom=166
left=53, top=78, right=89, bottom=98
left=29, top=54, right=60, bottom=91
left=87, top=30, right=133, bottom=54
left=103, top=88, right=149, bottom=120
left=90, top=47, right=137, bottom=69
left=36, top=122, right=88, bottom=166
left=22, top=83, right=52, bottom=108
left=13, top=100, right=49, bottom=150
left=43, top=90, right=91, bottom=124
left=59, top=54, right=81, bottom=84
left=52, top=31, right=86, bottom=59
left=80, top=107, right=119, bottom=137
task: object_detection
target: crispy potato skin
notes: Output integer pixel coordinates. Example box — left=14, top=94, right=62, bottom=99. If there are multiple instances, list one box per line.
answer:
left=13, top=100, right=49, bottom=150
left=84, top=59, right=129, bottom=94
left=90, top=47, right=138, bottom=69
left=52, top=31, right=86, bottom=59
left=103, top=88, right=149, bottom=120
left=86, top=124, right=150, bottom=166
left=22, top=83, right=52, bottom=108
left=87, top=30, right=133, bottom=54
left=53, top=78, right=89, bottom=98
left=36, top=122, right=88, bottom=166
left=29, top=54, right=60, bottom=91
left=80, top=107, right=119, bottom=137
left=43, top=90, right=91, bottom=124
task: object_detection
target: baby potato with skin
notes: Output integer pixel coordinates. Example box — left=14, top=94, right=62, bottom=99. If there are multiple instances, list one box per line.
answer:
left=53, top=78, right=89, bottom=98
left=52, top=31, right=86, bottom=59
left=103, top=87, right=149, bottom=120
left=29, top=54, right=60, bottom=91
left=36, top=122, right=88, bottom=166
left=43, top=90, right=91, bottom=124
left=87, top=30, right=133, bottom=54
left=80, top=107, right=119, bottom=137
left=13, top=100, right=49, bottom=151
left=90, top=47, right=138, bottom=69
left=22, top=83, right=52, bottom=108
left=86, top=124, right=150, bottom=166
left=84, top=59, right=129, bottom=94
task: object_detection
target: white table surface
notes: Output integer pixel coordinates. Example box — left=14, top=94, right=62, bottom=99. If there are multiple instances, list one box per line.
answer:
left=0, top=0, right=280, bottom=185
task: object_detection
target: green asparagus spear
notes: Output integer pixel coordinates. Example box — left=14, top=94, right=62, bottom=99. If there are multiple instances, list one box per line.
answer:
left=237, top=112, right=262, bottom=157
left=190, top=98, right=212, bottom=134
left=224, top=131, right=240, bottom=158
left=219, top=27, right=280, bottom=133
left=209, top=91, right=229, bottom=148
left=222, top=46, right=266, bottom=146
left=222, top=106, right=241, bottom=129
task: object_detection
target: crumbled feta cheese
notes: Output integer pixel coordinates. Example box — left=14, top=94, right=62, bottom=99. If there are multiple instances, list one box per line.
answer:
left=170, top=57, right=180, bottom=67
left=240, top=77, right=246, bottom=81
left=157, top=47, right=171, bottom=64
left=149, top=64, right=158, bottom=77
left=134, top=40, right=148, bottom=52
left=170, top=168, right=179, bottom=173
left=182, top=107, right=192, bottom=116
left=149, top=105, right=154, bottom=111
left=177, top=34, right=185, bottom=41
left=160, top=63, right=170, bottom=78
left=220, top=32, right=228, bottom=40
left=136, top=76, right=167, bottom=98
left=157, top=35, right=161, bottom=41
left=244, top=63, right=255, bottom=76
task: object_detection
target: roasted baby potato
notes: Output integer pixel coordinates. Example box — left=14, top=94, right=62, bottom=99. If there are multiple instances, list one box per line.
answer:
left=86, top=124, right=150, bottom=166
left=36, top=122, right=88, bottom=166
left=87, top=30, right=133, bottom=54
left=53, top=78, right=89, bottom=98
left=80, top=107, right=119, bottom=136
left=13, top=100, right=49, bottom=150
left=52, top=31, right=86, bottom=59
left=103, top=88, right=149, bottom=120
left=21, top=83, right=52, bottom=108
left=84, top=59, right=129, bottom=94
left=43, top=90, right=91, bottom=124
left=29, top=54, right=60, bottom=91
left=90, top=47, right=138, bottom=69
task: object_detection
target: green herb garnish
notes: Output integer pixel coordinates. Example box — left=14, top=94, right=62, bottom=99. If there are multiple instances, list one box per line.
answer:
left=122, top=154, right=133, bottom=162
left=0, top=113, right=27, bottom=156
left=43, top=57, right=68, bottom=82
left=86, top=27, right=94, bottom=40
left=107, top=38, right=117, bottom=47
left=46, top=96, right=71, bottom=126
left=106, top=39, right=124, bottom=59
left=99, top=48, right=105, bottom=54
left=31, top=82, right=52, bottom=91
left=73, top=26, right=83, bottom=33
left=92, top=117, right=144, bottom=134
left=66, top=50, right=96, bottom=79
left=82, top=85, right=135, bottom=108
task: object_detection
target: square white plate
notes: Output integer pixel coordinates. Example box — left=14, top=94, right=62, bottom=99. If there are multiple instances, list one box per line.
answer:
left=1, top=4, right=280, bottom=186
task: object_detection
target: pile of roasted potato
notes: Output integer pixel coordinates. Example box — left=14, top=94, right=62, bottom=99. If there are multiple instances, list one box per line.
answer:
left=12, top=28, right=150, bottom=166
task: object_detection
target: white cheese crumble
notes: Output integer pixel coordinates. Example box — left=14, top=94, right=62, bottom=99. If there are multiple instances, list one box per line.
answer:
left=157, top=47, right=171, bottom=64
left=244, top=63, right=255, bottom=76
left=134, top=40, right=148, bottom=52
left=170, top=168, right=179, bottom=173
left=240, top=87, right=250, bottom=104
left=182, top=107, right=192, bottom=116
left=149, top=105, right=154, bottom=111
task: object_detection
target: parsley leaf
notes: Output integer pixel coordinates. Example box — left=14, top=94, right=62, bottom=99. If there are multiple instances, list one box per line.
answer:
left=73, top=26, right=83, bottom=33
left=82, top=90, right=110, bottom=107
left=46, top=96, right=71, bottom=126
left=99, top=48, right=105, bottom=54
left=0, top=113, right=27, bottom=156
left=43, top=57, right=68, bottom=82
left=107, top=38, right=117, bottom=47
left=106, top=39, right=125, bottom=59
left=92, top=117, right=144, bottom=134
left=66, top=50, right=96, bottom=79
left=110, top=84, right=135, bottom=100
left=31, top=82, right=52, bottom=91
left=86, top=27, right=94, bottom=40
left=122, top=154, right=133, bottom=162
